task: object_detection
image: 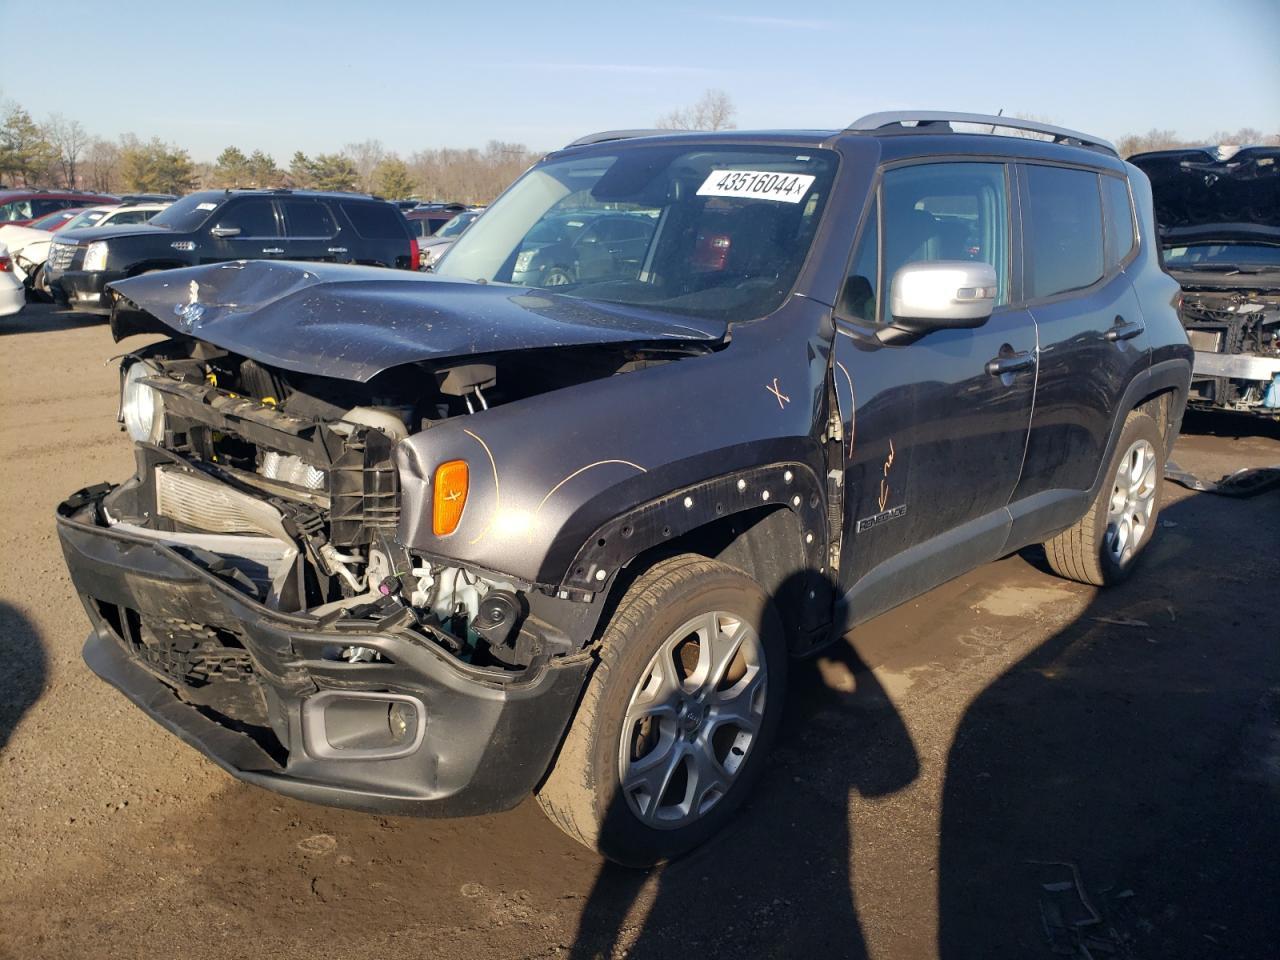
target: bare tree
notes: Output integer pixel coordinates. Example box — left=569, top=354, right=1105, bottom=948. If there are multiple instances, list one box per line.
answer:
left=82, top=138, right=120, bottom=193
left=342, top=139, right=387, bottom=193
left=45, top=113, right=90, bottom=188
left=656, top=89, right=737, bottom=131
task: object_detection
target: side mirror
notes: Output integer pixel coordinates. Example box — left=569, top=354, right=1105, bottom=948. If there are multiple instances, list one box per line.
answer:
left=881, top=261, right=998, bottom=343
left=210, top=225, right=241, bottom=238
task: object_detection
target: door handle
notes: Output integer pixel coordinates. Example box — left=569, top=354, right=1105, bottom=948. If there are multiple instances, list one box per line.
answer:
left=1104, top=317, right=1145, bottom=342
left=985, top=350, right=1036, bottom=377
left=262, top=247, right=284, bottom=255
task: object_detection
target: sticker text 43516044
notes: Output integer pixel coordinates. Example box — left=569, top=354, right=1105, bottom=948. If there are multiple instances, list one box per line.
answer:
left=696, top=170, right=816, bottom=204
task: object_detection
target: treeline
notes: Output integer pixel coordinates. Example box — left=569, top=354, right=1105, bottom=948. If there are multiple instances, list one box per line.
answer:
left=4, top=93, right=1277, bottom=203
left=0, top=99, right=540, bottom=203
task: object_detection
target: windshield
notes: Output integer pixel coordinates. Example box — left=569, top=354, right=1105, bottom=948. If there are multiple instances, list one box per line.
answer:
left=436, top=212, right=477, bottom=238
left=148, top=194, right=219, bottom=232
left=64, top=209, right=110, bottom=230
left=31, top=211, right=73, bottom=230
left=1165, top=242, right=1280, bottom=270
left=435, top=145, right=837, bottom=320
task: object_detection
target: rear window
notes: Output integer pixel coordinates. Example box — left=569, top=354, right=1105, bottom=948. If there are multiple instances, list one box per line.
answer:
left=342, top=201, right=410, bottom=240
left=1024, top=165, right=1104, bottom=299
left=281, top=199, right=337, bottom=237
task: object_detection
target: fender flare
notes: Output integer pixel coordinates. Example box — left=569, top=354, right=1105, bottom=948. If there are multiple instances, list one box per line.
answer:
left=559, top=462, right=829, bottom=593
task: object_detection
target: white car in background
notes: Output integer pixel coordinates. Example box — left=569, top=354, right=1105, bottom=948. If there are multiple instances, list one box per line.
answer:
left=4, top=202, right=169, bottom=297
left=0, top=243, right=25, bottom=317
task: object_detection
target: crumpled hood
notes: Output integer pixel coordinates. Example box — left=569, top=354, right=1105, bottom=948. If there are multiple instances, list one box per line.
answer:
left=1128, top=146, right=1279, bottom=241
left=107, top=260, right=727, bottom=382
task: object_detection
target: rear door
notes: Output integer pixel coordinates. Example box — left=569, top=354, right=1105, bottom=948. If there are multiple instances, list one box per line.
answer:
left=278, top=198, right=342, bottom=262
left=1011, top=164, right=1148, bottom=507
left=832, top=160, right=1037, bottom=619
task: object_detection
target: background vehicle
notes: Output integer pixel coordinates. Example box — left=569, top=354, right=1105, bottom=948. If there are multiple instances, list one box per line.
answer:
left=418, top=210, right=478, bottom=269
left=406, top=203, right=469, bottom=239
left=0, top=189, right=118, bottom=226
left=0, top=243, right=24, bottom=316
left=1129, top=145, right=1280, bottom=416
left=508, top=210, right=657, bottom=286
left=56, top=114, right=1191, bottom=866
left=9, top=202, right=170, bottom=297
left=46, top=189, right=417, bottom=314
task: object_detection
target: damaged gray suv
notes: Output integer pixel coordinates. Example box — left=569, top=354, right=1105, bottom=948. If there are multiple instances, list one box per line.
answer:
left=57, top=113, right=1192, bottom=865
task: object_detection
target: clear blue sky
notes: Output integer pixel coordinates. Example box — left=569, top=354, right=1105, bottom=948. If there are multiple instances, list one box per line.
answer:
left=3, top=0, right=1277, bottom=161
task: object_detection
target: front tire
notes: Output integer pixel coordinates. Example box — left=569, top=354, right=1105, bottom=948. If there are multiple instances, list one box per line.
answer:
left=537, top=554, right=787, bottom=866
left=1044, top=410, right=1164, bottom=586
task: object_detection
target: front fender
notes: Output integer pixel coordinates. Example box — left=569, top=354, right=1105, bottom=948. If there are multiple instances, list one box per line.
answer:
left=394, top=297, right=834, bottom=587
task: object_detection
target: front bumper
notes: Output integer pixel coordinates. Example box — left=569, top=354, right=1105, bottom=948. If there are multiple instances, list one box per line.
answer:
left=1193, top=349, right=1280, bottom=382
left=58, top=488, right=592, bottom=817
left=48, top=268, right=123, bottom=314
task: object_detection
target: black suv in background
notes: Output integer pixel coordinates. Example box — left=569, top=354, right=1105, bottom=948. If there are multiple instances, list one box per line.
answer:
left=47, top=189, right=417, bottom=314
left=57, top=113, right=1191, bottom=865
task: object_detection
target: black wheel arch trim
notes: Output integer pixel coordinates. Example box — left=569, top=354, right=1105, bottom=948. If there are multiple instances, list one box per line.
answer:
left=559, top=462, right=828, bottom=593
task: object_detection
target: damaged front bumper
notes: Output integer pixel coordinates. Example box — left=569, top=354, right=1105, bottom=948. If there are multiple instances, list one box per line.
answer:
left=57, top=486, right=591, bottom=817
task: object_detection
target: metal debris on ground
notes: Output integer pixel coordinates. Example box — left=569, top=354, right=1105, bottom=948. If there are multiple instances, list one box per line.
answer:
left=1091, top=617, right=1150, bottom=628
left=1165, top=460, right=1280, bottom=498
left=1029, top=861, right=1133, bottom=958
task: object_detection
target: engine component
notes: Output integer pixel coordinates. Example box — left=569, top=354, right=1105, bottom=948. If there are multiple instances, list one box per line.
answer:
left=259, top=451, right=326, bottom=490
left=472, top=589, right=523, bottom=647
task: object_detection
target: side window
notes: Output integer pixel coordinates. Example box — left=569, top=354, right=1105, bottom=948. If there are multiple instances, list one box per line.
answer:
left=1024, top=165, right=1104, bottom=299
left=1102, top=175, right=1136, bottom=270
left=280, top=199, right=336, bottom=238
left=343, top=202, right=410, bottom=240
left=215, top=199, right=279, bottom=238
left=108, top=210, right=150, bottom=225
left=31, top=199, right=67, bottom=217
left=880, top=162, right=1010, bottom=320
left=840, top=196, right=879, bottom=323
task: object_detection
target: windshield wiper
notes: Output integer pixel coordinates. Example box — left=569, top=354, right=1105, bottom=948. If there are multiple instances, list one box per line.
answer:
left=1173, top=263, right=1271, bottom=275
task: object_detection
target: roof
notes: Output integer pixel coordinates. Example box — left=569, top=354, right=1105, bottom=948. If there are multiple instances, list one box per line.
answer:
left=184, top=188, right=384, bottom=202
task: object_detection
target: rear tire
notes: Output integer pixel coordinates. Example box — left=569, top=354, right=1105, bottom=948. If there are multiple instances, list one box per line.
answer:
left=1044, top=410, right=1164, bottom=586
left=537, top=554, right=787, bottom=867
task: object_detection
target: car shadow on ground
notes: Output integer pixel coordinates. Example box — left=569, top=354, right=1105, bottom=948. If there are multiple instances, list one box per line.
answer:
left=0, top=302, right=105, bottom=337
left=569, top=573, right=921, bottom=960
left=1181, top=409, right=1280, bottom=442
left=938, top=488, right=1280, bottom=958
left=0, top=601, right=46, bottom=755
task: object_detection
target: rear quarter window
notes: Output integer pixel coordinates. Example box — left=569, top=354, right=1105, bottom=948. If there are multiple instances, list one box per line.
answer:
left=342, top=201, right=411, bottom=240
left=1102, top=175, right=1137, bottom=270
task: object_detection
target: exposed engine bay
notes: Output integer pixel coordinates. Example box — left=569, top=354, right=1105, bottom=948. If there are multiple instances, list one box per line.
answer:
left=1180, top=287, right=1280, bottom=415
left=109, top=335, right=701, bottom=670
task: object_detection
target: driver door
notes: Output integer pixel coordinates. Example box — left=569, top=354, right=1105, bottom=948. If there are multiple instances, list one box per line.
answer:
left=832, top=160, right=1038, bottom=623
left=206, top=198, right=283, bottom=263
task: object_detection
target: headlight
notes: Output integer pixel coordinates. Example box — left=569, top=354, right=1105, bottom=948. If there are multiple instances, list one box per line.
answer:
left=83, top=241, right=109, bottom=272
left=513, top=249, right=536, bottom=273
left=121, top=361, right=165, bottom=443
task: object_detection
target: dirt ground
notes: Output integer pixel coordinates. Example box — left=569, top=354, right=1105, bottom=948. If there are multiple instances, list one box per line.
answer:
left=2, top=303, right=1277, bottom=960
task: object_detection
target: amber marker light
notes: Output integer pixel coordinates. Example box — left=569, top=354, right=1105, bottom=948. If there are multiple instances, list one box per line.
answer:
left=432, top=460, right=469, bottom=535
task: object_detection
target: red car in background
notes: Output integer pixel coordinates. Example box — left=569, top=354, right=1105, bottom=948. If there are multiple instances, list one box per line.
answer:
left=0, top=189, right=118, bottom=227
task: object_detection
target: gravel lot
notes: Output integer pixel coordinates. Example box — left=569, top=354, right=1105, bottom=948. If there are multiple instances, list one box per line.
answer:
left=2, top=302, right=1277, bottom=959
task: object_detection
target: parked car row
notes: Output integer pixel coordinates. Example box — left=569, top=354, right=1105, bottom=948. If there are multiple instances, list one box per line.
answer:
left=1, top=201, right=170, bottom=299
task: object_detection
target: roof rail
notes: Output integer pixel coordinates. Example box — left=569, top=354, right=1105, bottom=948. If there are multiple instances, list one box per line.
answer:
left=566, top=129, right=691, bottom=148
left=847, top=111, right=1117, bottom=156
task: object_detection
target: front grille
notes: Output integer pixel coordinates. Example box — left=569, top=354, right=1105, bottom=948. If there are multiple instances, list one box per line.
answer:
left=94, top=600, right=270, bottom=727
left=48, top=241, right=77, bottom=271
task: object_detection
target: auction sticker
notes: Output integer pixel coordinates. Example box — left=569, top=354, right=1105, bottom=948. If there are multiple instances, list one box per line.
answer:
left=697, top=169, right=815, bottom=203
